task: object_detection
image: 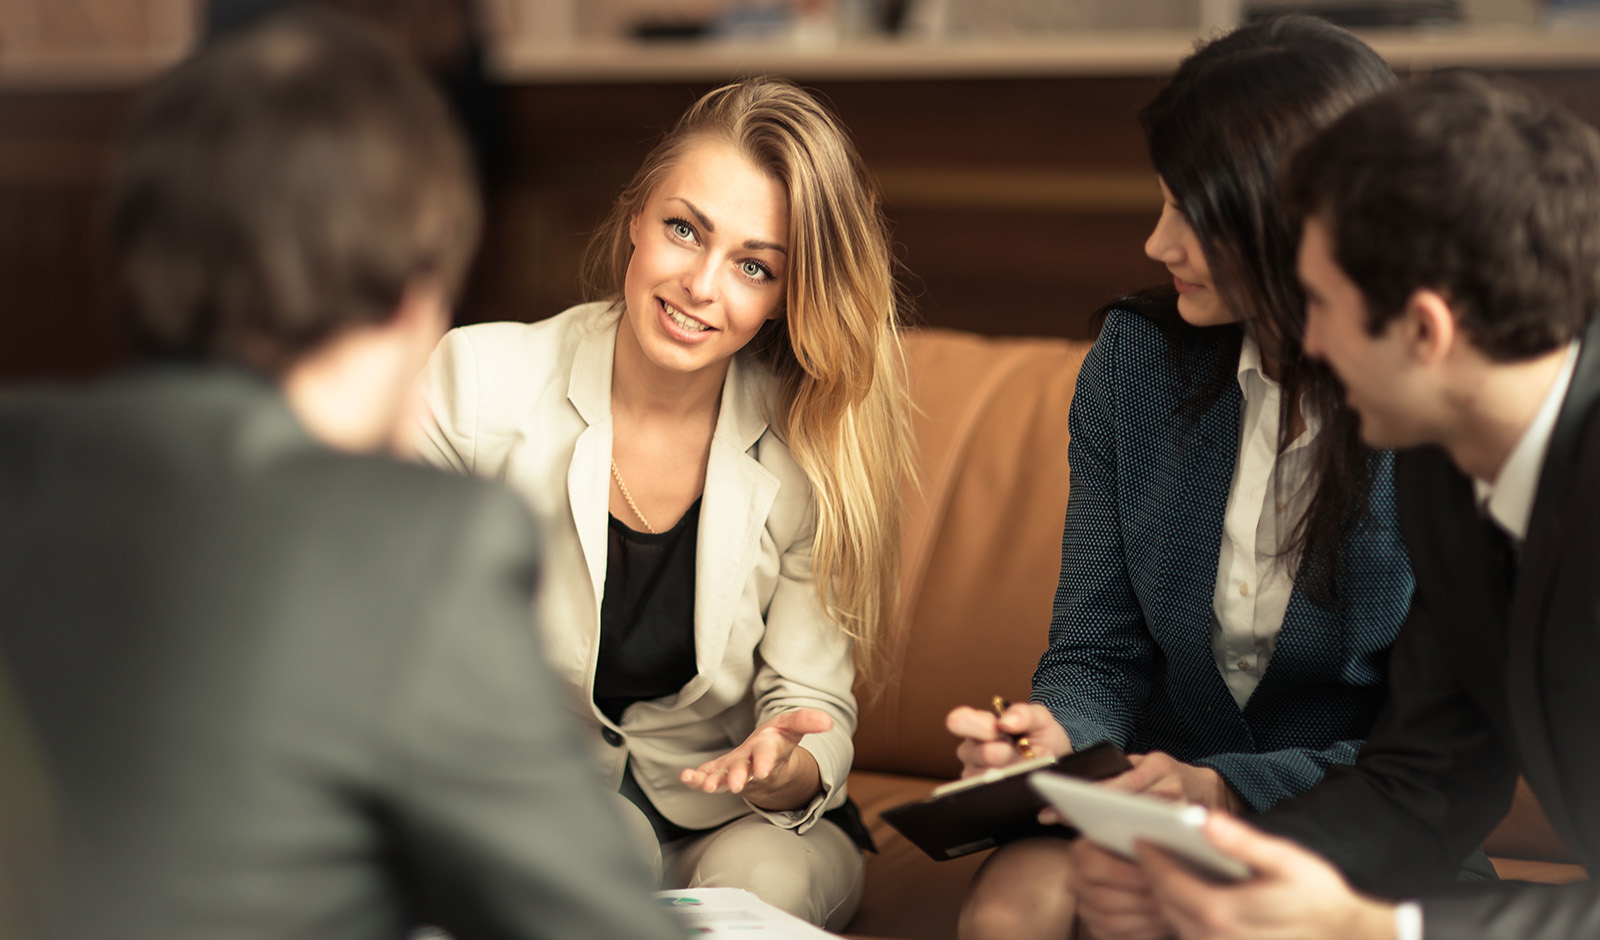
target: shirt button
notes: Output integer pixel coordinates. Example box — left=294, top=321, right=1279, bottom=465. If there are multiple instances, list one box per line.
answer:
left=1236, top=658, right=1251, bottom=671
left=601, top=727, right=623, bottom=747
left=1238, top=581, right=1250, bottom=596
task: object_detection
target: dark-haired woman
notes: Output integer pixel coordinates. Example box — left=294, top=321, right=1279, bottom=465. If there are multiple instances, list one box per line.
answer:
left=946, top=17, right=1431, bottom=940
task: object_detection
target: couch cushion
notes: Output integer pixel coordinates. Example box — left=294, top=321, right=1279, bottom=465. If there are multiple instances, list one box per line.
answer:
left=1489, top=858, right=1588, bottom=884
left=855, top=329, right=1089, bottom=780
left=843, top=769, right=995, bottom=940
left=1484, top=777, right=1582, bottom=865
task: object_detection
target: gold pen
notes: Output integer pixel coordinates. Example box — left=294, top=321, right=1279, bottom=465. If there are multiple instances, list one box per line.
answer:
left=991, top=695, right=1035, bottom=760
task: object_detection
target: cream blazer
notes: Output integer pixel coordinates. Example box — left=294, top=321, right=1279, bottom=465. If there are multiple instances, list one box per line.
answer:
left=415, top=302, right=856, bottom=832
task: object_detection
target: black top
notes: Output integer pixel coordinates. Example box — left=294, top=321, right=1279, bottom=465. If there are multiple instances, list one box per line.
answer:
left=594, top=494, right=876, bottom=853
left=594, top=499, right=702, bottom=724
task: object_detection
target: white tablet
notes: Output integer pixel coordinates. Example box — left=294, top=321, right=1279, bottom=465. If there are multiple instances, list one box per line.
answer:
left=1027, top=771, right=1251, bottom=882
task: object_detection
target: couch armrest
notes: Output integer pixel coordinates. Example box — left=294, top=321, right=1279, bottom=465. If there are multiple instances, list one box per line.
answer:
left=1484, top=777, right=1580, bottom=864
left=854, top=329, right=1090, bottom=780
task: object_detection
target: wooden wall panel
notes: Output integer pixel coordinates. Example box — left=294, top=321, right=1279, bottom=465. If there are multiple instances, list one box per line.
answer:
left=0, top=89, right=129, bottom=381
left=0, top=0, right=196, bottom=53
left=3, top=68, right=1599, bottom=382
left=468, top=75, right=1170, bottom=341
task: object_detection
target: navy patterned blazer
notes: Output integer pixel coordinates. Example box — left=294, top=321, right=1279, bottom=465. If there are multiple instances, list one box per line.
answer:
left=1032, top=308, right=1414, bottom=812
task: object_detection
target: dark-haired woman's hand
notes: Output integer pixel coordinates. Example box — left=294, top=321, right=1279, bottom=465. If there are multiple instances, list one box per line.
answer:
left=1103, top=752, right=1245, bottom=813
left=1069, top=836, right=1176, bottom=940
left=946, top=702, right=1073, bottom=778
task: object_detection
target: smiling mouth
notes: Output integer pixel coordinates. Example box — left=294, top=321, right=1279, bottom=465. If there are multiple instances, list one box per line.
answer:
left=659, top=297, right=712, bottom=333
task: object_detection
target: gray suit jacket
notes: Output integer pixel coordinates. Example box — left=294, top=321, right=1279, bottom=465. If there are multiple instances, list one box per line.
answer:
left=0, top=368, right=685, bottom=940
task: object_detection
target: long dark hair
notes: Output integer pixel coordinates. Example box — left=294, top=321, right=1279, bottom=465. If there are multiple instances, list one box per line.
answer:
left=1111, top=15, right=1396, bottom=605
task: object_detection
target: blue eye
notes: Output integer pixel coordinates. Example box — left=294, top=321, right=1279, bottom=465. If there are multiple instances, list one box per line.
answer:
left=740, top=260, right=773, bottom=282
left=667, top=218, right=695, bottom=242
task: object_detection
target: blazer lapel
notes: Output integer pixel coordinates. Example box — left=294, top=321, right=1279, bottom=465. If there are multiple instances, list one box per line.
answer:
left=684, top=353, right=779, bottom=701
left=565, top=321, right=618, bottom=620
left=1506, top=318, right=1600, bottom=841
left=1407, top=449, right=1513, bottom=627
left=1156, top=380, right=1244, bottom=707
left=1256, top=591, right=1339, bottom=705
left=1405, top=454, right=1516, bottom=702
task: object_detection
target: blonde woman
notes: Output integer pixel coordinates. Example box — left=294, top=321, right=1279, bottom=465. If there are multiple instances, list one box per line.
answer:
left=414, top=77, right=911, bottom=929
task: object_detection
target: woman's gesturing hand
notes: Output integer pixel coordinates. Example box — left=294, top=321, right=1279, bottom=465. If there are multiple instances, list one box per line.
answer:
left=680, top=708, right=831, bottom=811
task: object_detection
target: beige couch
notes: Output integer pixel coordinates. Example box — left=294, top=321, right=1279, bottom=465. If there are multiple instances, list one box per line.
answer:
left=840, top=328, right=1585, bottom=940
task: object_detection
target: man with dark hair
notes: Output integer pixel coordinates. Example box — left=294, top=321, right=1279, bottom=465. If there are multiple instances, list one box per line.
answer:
left=0, top=12, right=685, bottom=940
left=1095, top=71, right=1600, bottom=940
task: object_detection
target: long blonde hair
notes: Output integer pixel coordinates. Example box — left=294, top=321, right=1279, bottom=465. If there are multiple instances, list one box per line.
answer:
left=584, top=76, right=913, bottom=682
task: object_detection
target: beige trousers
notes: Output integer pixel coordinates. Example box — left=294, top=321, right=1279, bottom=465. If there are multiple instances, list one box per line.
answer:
left=615, top=796, right=865, bottom=931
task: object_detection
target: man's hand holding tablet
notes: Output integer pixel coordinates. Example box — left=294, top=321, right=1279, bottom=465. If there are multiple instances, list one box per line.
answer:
left=1138, top=812, right=1400, bottom=940
left=1028, top=772, right=1251, bottom=882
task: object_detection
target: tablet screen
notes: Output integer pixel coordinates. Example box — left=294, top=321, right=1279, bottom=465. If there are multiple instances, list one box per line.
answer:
left=1027, top=772, right=1250, bottom=882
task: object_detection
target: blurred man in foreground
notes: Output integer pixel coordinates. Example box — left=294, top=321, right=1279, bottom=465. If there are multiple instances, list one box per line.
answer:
left=0, top=11, right=684, bottom=940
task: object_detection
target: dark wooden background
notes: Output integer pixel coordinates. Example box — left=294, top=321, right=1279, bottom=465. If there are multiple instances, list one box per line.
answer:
left=4, top=68, right=1598, bottom=383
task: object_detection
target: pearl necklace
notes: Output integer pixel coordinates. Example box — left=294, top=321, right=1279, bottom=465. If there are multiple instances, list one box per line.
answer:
left=609, top=459, right=655, bottom=533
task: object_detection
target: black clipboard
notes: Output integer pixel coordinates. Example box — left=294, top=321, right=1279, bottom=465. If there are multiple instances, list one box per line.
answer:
left=879, top=743, right=1132, bottom=861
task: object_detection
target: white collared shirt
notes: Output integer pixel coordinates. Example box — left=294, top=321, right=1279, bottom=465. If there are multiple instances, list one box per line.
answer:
left=1395, top=900, right=1423, bottom=940
left=1211, top=335, right=1320, bottom=710
left=1473, top=342, right=1580, bottom=543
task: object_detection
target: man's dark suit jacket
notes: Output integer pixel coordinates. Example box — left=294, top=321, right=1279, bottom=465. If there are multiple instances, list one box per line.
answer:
left=0, top=369, right=685, bottom=940
left=1258, top=318, right=1600, bottom=938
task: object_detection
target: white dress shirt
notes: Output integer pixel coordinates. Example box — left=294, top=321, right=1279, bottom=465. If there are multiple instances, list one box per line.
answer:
left=1474, top=341, right=1581, bottom=542
left=1211, top=335, right=1319, bottom=710
left=1395, top=899, right=1424, bottom=940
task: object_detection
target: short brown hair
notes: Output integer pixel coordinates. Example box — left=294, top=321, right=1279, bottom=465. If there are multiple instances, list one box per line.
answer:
left=111, top=9, right=481, bottom=374
left=1286, top=72, right=1600, bottom=360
